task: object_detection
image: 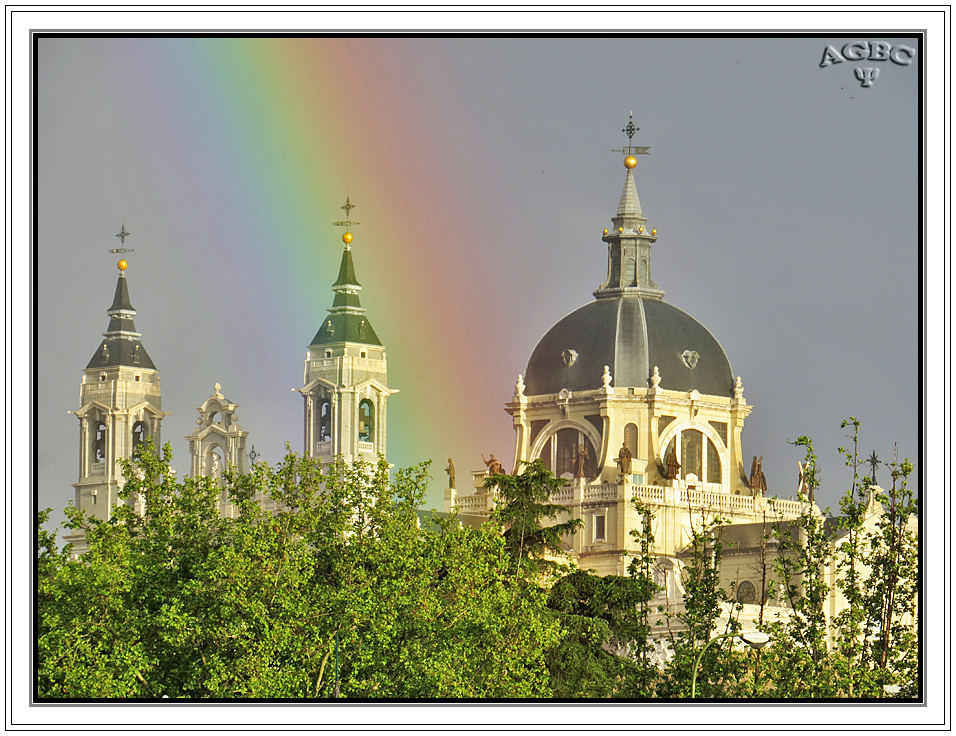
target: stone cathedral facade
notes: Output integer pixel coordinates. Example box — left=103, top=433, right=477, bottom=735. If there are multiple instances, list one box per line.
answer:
left=449, top=121, right=807, bottom=580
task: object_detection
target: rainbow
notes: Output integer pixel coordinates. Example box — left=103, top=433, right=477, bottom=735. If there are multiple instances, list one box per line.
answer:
left=119, top=38, right=518, bottom=502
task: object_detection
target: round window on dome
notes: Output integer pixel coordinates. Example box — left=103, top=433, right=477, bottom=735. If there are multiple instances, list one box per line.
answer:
left=681, top=350, right=700, bottom=369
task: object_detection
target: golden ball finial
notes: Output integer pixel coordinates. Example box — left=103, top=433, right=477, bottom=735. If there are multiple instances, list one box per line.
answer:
left=117, top=259, right=128, bottom=271
left=624, top=155, right=637, bottom=169
left=342, top=232, right=353, bottom=244
left=651, top=228, right=657, bottom=236
left=638, top=226, right=643, bottom=233
left=603, top=228, right=608, bottom=236
left=618, top=227, right=624, bottom=233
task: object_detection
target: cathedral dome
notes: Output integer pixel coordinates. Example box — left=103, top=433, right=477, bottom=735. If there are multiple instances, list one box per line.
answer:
left=523, top=296, right=734, bottom=397
left=523, top=115, right=735, bottom=399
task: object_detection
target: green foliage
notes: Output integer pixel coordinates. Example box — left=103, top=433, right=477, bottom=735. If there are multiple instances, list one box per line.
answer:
left=545, top=569, right=656, bottom=698
left=38, top=441, right=560, bottom=699
left=485, top=458, right=583, bottom=581
left=38, top=420, right=919, bottom=700
left=752, top=423, right=919, bottom=699
left=655, top=510, right=738, bottom=698
left=862, top=451, right=919, bottom=696
left=756, top=436, right=840, bottom=697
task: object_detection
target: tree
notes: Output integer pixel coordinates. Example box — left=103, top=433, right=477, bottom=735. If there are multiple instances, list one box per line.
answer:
left=654, top=508, right=738, bottom=698
left=862, top=448, right=918, bottom=696
left=755, top=422, right=919, bottom=699
left=38, top=442, right=562, bottom=699
left=484, top=458, right=583, bottom=582
left=545, top=568, right=657, bottom=698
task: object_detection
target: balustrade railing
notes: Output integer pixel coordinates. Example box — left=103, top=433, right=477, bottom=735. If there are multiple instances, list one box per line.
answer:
left=633, top=484, right=666, bottom=504
left=453, top=480, right=805, bottom=519
left=583, top=483, right=618, bottom=502
left=454, top=494, right=491, bottom=515
left=764, top=497, right=805, bottom=517
left=550, top=487, right=574, bottom=505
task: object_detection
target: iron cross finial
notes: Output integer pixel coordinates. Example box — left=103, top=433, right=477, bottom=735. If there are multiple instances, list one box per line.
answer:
left=612, top=112, right=650, bottom=158
left=332, top=194, right=360, bottom=231
left=108, top=223, right=135, bottom=254
left=866, top=451, right=881, bottom=483
left=622, top=111, right=638, bottom=142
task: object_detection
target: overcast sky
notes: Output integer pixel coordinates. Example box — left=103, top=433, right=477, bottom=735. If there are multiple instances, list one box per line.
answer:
left=34, top=33, right=922, bottom=531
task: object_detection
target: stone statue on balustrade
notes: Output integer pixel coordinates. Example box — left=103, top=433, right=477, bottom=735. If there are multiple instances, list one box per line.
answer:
left=616, top=442, right=632, bottom=477
left=483, top=454, right=505, bottom=476
left=664, top=448, right=681, bottom=480
left=445, top=458, right=456, bottom=489
left=572, top=444, right=589, bottom=479
left=749, top=455, right=767, bottom=494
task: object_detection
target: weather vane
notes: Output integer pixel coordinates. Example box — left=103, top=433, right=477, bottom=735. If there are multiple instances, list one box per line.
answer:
left=108, top=223, right=134, bottom=254
left=612, top=111, right=651, bottom=158
left=332, top=194, right=360, bottom=248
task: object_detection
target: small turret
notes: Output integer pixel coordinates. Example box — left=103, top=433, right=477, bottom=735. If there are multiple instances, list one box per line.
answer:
left=594, top=112, right=664, bottom=301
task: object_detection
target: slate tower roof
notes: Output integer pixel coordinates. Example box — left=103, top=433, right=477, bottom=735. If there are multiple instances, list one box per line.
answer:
left=310, top=241, right=382, bottom=347
left=85, top=272, right=156, bottom=370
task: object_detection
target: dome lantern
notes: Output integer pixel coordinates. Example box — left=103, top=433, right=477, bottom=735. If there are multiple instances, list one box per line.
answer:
left=597, top=113, right=663, bottom=301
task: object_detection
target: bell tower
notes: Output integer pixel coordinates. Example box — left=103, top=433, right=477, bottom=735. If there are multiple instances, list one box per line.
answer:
left=66, top=231, right=168, bottom=553
left=298, top=196, right=397, bottom=463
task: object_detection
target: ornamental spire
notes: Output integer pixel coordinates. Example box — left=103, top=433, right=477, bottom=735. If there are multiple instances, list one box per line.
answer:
left=86, top=226, right=156, bottom=370
left=309, top=195, right=382, bottom=347
left=594, top=115, right=663, bottom=301
left=107, top=221, right=135, bottom=271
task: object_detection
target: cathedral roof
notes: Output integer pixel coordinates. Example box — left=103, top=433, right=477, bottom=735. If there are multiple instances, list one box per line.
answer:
left=86, top=273, right=156, bottom=370
left=310, top=312, right=382, bottom=347
left=523, top=117, right=733, bottom=398
left=523, top=296, right=733, bottom=396
left=309, top=238, right=382, bottom=347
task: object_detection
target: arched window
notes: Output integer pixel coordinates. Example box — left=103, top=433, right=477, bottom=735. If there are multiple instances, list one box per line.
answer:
left=132, top=421, right=148, bottom=455
left=92, top=421, right=107, bottom=462
left=706, top=437, right=722, bottom=483
left=610, top=253, right=621, bottom=285
left=681, top=429, right=703, bottom=480
left=537, top=426, right=597, bottom=480
left=359, top=400, right=374, bottom=443
left=639, top=259, right=648, bottom=283
left=319, top=399, right=332, bottom=442
left=624, top=423, right=638, bottom=458
left=625, top=258, right=636, bottom=286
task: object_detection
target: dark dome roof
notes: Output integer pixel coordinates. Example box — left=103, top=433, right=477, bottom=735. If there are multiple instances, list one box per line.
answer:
left=524, top=296, right=734, bottom=397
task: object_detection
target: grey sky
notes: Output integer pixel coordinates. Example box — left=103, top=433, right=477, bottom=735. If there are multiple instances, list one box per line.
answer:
left=35, top=34, right=920, bottom=532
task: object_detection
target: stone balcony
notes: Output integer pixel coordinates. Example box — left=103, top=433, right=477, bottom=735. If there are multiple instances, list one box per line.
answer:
left=453, top=477, right=805, bottom=521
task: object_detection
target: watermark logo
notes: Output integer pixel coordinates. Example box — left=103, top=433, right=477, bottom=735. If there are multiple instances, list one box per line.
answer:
left=821, top=42, right=915, bottom=87
left=854, top=68, right=879, bottom=87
